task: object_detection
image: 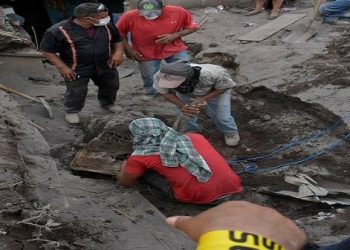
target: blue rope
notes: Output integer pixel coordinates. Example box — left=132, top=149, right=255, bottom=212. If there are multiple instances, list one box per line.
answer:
left=235, top=132, right=350, bottom=174
left=228, top=118, right=345, bottom=165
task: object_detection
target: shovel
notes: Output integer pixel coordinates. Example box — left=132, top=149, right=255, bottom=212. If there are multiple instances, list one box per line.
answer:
left=282, top=0, right=325, bottom=44
left=0, top=83, right=53, bottom=119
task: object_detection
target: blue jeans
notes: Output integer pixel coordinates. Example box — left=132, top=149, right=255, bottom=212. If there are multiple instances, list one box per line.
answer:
left=320, top=0, right=350, bottom=22
left=319, top=237, right=350, bottom=250
left=138, top=51, right=189, bottom=95
left=176, top=90, right=238, bottom=136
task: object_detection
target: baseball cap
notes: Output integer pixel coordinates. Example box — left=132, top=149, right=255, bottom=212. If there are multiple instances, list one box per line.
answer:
left=74, top=3, right=108, bottom=18
left=137, top=0, right=163, bottom=16
left=158, top=61, right=195, bottom=88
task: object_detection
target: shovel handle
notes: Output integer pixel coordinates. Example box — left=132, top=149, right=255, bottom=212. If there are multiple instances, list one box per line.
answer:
left=0, top=83, right=39, bottom=102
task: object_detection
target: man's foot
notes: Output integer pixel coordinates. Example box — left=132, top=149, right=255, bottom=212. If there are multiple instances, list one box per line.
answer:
left=245, top=9, right=263, bottom=16
left=224, top=133, right=240, bottom=147
left=141, top=94, right=157, bottom=102
left=268, top=11, right=280, bottom=19
left=65, top=112, right=80, bottom=124
left=144, top=87, right=158, bottom=96
left=102, top=105, right=123, bottom=113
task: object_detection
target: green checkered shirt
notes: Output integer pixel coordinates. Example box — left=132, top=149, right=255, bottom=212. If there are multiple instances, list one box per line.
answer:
left=129, top=118, right=212, bottom=183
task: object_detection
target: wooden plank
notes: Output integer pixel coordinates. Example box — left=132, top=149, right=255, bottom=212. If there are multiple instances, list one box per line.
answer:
left=238, top=14, right=306, bottom=42
left=282, top=21, right=320, bottom=44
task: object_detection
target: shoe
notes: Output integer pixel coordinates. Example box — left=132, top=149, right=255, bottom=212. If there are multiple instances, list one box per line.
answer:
left=144, top=87, right=158, bottom=96
left=141, top=94, right=156, bottom=101
left=103, top=105, right=123, bottom=113
left=65, top=112, right=80, bottom=124
left=224, top=133, right=240, bottom=147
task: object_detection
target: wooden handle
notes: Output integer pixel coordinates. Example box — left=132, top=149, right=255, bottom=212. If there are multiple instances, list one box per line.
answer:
left=0, top=83, right=39, bottom=102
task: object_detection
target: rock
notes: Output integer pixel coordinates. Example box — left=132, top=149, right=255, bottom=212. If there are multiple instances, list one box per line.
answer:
left=71, top=113, right=140, bottom=175
left=0, top=8, right=33, bottom=50
left=209, top=43, right=218, bottom=48
left=260, top=115, right=271, bottom=121
left=186, top=42, right=203, bottom=57
left=71, top=125, right=133, bottom=175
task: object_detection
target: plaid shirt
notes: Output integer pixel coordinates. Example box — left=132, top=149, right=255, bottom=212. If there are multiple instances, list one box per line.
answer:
left=129, top=118, right=212, bottom=183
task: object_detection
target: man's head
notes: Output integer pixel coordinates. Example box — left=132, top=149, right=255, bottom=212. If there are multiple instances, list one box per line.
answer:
left=158, top=61, right=195, bottom=89
left=137, top=0, right=164, bottom=20
left=74, top=3, right=110, bottom=26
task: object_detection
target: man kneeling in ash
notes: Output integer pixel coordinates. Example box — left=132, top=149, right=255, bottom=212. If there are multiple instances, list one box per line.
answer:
left=116, top=118, right=241, bottom=204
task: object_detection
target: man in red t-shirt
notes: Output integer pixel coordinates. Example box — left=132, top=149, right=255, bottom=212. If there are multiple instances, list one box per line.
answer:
left=116, top=0, right=198, bottom=97
left=116, top=118, right=242, bottom=204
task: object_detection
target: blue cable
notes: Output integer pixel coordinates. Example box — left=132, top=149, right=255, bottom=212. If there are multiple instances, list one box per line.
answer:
left=228, top=118, right=345, bottom=165
left=236, top=132, right=350, bottom=174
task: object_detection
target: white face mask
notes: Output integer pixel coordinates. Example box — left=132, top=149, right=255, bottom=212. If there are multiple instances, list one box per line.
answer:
left=88, top=16, right=111, bottom=26
left=142, top=10, right=162, bottom=20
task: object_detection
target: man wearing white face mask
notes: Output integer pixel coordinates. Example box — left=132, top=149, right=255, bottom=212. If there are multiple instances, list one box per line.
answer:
left=41, top=3, right=124, bottom=124
left=117, top=0, right=199, bottom=98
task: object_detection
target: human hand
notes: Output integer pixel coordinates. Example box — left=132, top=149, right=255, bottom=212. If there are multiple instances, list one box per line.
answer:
left=58, top=65, right=76, bottom=81
left=190, top=98, right=207, bottom=111
left=180, top=103, right=201, bottom=117
left=108, top=53, right=123, bottom=68
left=125, top=48, right=143, bottom=61
left=166, top=201, right=307, bottom=250
left=155, top=33, right=179, bottom=44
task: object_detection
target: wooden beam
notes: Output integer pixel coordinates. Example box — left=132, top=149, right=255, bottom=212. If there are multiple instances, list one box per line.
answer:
left=238, top=14, right=306, bottom=42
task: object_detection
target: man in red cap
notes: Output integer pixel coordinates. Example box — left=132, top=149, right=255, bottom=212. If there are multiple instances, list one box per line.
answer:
left=116, top=0, right=198, bottom=98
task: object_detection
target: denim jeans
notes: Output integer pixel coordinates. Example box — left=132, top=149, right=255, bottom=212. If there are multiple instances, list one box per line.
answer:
left=141, top=171, right=175, bottom=200
left=319, top=237, right=350, bottom=250
left=176, top=90, right=238, bottom=136
left=138, top=50, right=189, bottom=95
left=320, top=0, right=350, bottom=22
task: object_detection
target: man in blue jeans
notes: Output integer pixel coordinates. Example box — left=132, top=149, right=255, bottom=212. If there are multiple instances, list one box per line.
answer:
left=153, top=61, right=240, bottom=147
left=117, top=0, right=198, bottom=98
left=319, top=0, right=350, bottom=24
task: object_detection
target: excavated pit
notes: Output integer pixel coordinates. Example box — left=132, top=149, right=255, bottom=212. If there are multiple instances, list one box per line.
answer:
left=1, top=4, right=350, bottom=248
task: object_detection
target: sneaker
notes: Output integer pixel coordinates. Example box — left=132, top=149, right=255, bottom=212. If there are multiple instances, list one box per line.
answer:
left=103, top=105, right=123, bottom=113
left=65, top=112, right=80, bottom=124
left=224, top=133, right=240, bottom=147
left=141, top=94, right=156, bottom=102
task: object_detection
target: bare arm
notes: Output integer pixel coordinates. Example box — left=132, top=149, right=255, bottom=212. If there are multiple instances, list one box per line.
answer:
left=161, top=92, right=186, bottom=108
left=156, top=27, right=198, bottom=44
left=121, top=37, right=143, bottom=61
left=116, top=161, right=139, bottom=187
left=161, top=92, right=201, bottom=116
left=42, top=51, right=76, bottom=81
left=108, top=41, right=124, bottom=68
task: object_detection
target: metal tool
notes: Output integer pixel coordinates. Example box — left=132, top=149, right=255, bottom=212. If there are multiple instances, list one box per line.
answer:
left=0, top=83, right=53, bottom=119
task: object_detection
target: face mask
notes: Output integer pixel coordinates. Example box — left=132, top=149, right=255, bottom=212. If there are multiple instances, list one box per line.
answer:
left=143, top=10, right=162, bottom=20
left=88, top=16, right=111, bottom=26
